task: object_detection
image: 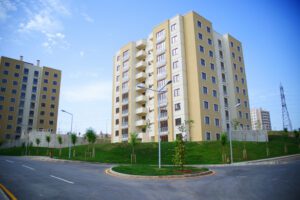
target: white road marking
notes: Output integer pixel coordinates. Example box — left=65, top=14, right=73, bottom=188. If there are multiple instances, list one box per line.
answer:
left=22, top=164, right=35, bottom=171
left=5, top=160, right=14, bottom=163
left=50, top=175, right=74, bottom=184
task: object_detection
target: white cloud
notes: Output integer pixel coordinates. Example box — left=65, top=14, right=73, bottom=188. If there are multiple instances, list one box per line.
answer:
left=80, top=51, right=85, bottom=57
left=0, top=0, right=17, bottom=22
left=81, top=13, right=94, bottom=23
left=62, top=81, right=112, bottom=102
left=18, top=0, right=70, bottom=52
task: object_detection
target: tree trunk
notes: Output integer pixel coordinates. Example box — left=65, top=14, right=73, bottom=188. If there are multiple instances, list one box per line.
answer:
left=284, top=143, right=288, bottom=153
left=92, top=144, right=95, bottom=158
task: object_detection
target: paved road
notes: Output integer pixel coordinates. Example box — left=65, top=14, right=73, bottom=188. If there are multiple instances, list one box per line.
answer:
left=0, top=156, right=299, bottom=200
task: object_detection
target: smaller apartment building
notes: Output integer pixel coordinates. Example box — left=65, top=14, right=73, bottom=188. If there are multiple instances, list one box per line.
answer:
left=0, top=56, right=61, bottom=140
left=251, top=108, right=272, bottom=131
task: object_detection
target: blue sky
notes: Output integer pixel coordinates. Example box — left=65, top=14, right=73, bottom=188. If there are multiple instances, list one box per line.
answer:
left=0, top=0, right=299, bottom=134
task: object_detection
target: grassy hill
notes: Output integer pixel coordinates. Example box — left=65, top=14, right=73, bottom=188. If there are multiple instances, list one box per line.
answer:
left=0, top=135, right=299, bottom=164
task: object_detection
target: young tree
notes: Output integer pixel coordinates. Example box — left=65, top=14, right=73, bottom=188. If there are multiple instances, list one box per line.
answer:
left=173, top=134, right=185, bottom=170
left=283, top=129, right=288, bottom=153
left=129, top=132, right=138, bottom=164
left=57, top=135, right=63, bottom=157
left=232, top=119, right=240, bottom=130
left=141, top=120, right=151, bottom=142
left=46, top=135, right=51, bottom=156
left=71, top=133, right=77, bottom=157
left=178, top=119, right=194, bottom=141
left=85, top=128, right=97, bottom=158
left=220, top=133, right=228, bottom=163
left=35, top=138, right=40, bottom=154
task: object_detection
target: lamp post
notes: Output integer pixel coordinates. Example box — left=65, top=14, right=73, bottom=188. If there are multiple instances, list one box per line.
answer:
left=61, top=109, right=73, bottom=159
left=229, top=103, right=241, bottom=164
left=137, top=80, right=172, bottom=169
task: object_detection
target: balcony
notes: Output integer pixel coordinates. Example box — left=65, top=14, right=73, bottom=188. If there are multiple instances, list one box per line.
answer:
left=121, top=122, right=128, bottom=127
left=157, top=72, right=167, bottom=80
left=122, top=98, right=128, bottom=105
left=136, top=39, right=146, bottom=50
left=136, top=107, right=147, bottom=115
left=136, top=72, right=146, bottom=81
left=136, top=61, right=146, bottom=70
left=156, top=48, right=166, bottom=55
left=136, top=85, right=146, bottom=92
left=160, top=127, right=168, bottom=133
left=156, top=60, right=166, bottom=68
left=122, top=110, right=128, bottom=116
left=122, top=134, right=128, bottom=141
left=159, top=112, right=168, bottom=120
left=136, top=50, right=146, bottom=60
left=136, top=95, right=146, bottom=103
left=136, top=119, right=146, bottom=127
left=122, top=88, right=129, bottom=94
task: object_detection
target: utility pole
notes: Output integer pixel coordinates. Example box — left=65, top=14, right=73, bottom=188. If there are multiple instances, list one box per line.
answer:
left=280, top=84, right=292, bottom=131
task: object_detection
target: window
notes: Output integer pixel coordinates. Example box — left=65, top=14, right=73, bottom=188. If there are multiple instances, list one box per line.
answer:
left=53, top=81, right=57, bottom=85
left=236, top=87, right=240, bottom=93
left=50, top=112, right=54, bottom=117
left=45, top=71, right=49, bottom=76
left=241, top=78, right=245, bottom=84
left=33, top=78, right=38, bottom=85
left=235, top=74, right=238, bottom=81
left=175, top=103, right=181, bottom=111
left=20, top=92, right=25, bottom=99
left=199, top=45, right=204, bottom=53
left=54, top=73, right=58, bottom=78
left=203, top=101, right=209, bottom=109
left=42, top=94, right=46, bottom=99
left=173, top=61, right=179, bottom=69
left=237, top=46, right=241, bottom=52
left=233, top=63, right=237, bottom=70
left=207, top=26, right=211, bottom=33
left=232, top=52, right=235, bottom=58
left=32, top=86, right=37, bottom=93
left=237, top=98, right=241, bottom=104
left=10, top=98, right=15, bottom=102
left=3, top=70, right=8, bottom=75
left=157, top=79, right=166, bottom=89
left=219, top=51, right=223, bottom=59
left=198, top=33, right=202, bottom=40
left=230, top=42, right=234, bottom=47
left=245, top=113, right=249, bottom=120
left=14, top=73, right=19, bottom=78
left=116, top=75, right=119, bottom=82
left=211, top=76, right=216, bottom=84
left=201, top=72, right=206, bottom=80
left=2, top=79, right=7, bottom=83
left=214, top=104, right=219, bottom=112
left=4, top=62, right=10, bottom=67
left=41, top=103, right=46, bottom=107
left=157, top=66, right=166, bottom=75
left=173, top=74, right=180, bottom=83
left=244, top=101, right=248, bottom=108
left=239, top=111, right=242, bottom=118
left=197, top=21, right=202, bottom=27
left=21, top=84, right=26, bottom=91
left=116, top=86, right=119, bottom=92
left=0, top=105, right=2, bottom=110
left=218, top=39, right=222, bottom=47
left=7, top=125, right=12, bottom=129
left=8, top=115, right=13, bottom=120
left=49, top=121, right=54, bottom=125
left=203, top=86, right=208, bottom=94
left=50, top=104, right=55, bottom=109
left=243, top=89, right=246, bottom=95
left=115, top=130, right=119, bottom=136
left=210, top=63, right=215, bottom=70
left=216, top=133, right=220, bottom=140
left=239, top=56, right=242, bottom=62
left=0, top=87, right=5, bottom=92
left=116, top=65, right=120, bottom=71
left=43, top=87, right=47, bottom=91
left=9, top=107, right=14, bottom=112
left=240, top=67, right=244, bottom=73
left=206, top=132, right=211, bottom=140
left=123, top=50, right=129, bottom=60
left=122, top=71, right=129, bottom=79
left=22, top=76, right=28, bottom=83
left=172, top=48, right=178, bottom=56
left=171, top=35, right=177, bottom=44
left=123, top=60, right=129, bottom=69
left=157, top=53, right=166, bottom=63
left=116, top=108, right=119, bottom=113
left=205, top=116, right=210, bottom=125
left=34, top=71, right=39, bottom=77
left=171, top=23, right=176, bottom=31
left=52, top=89, right=56, bottom=93
left=174, top=88, right=180, bottom=97
left=200, top=59, right=205, bottom=66
left=175, top=118, right=181, bottom=126
left=31, top=94, right=36, bottom=101
left=156, top=29, right=165, bottom=40
left=208, top=38, right=212, bottom=45
left=156, top=41, right=165, bottom=51
left=115, top=119, right=119, bottom=125
left=212, top=90, right=217, bottom=97
left=12, top=89, right=17, bottom=94
left=209, top=50, right=213, bottom=57
left=40, top=120, right=44, bottom=124
left=24, top=68, right=29, bottom=74
left=215, top=118, right=220, bottom=127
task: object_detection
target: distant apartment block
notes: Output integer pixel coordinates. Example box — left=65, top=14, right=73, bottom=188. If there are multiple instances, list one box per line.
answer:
left=0, top=56, right=61, bottom=140
left=251, top=108, right=272, bottom=131
left=111, top=11, right=251, bottom=143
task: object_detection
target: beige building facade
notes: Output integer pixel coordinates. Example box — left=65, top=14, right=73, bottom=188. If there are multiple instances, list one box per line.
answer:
left=0, top=56, right=61, bottom=140
left=251, top=108, right=272, bottom=131
left=111, top=11, right=251, bottom=143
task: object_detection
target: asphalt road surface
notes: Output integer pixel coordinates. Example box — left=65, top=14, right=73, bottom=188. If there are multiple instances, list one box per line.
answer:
left=0, top=156, right=299, bottom=200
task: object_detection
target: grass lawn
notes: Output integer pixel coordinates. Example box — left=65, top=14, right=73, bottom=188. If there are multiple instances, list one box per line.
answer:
left=112, top=165, right=209, bottom=176
left=0, top=135, right=299, bottom=164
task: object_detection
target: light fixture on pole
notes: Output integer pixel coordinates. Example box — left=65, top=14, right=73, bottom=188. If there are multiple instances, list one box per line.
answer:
left=229, top=103, right=241, bottom=164
left=61, top=109, right=73, bottom=159
left=137, top=80, right=172, bottom=168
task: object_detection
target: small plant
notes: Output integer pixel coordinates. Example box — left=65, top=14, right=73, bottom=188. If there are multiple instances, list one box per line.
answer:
left=178, top=119, right=194, bottom=141
left=46, top=135, right=51, bottom=155
left=85, top=128, right=97, bottom=158
left=173, top=134, right=185, bottom=170
left=57, top=135, right=63, bottom=157
left=129, top=132, right=138, bottom=164
left=220, top=133, right=228, bottom=163
left=35, top=138, right=40, bottom=154
left=71, top=134, right=77, bottom=157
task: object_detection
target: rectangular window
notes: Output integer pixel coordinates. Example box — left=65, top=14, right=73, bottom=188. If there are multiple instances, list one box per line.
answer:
left=24, top=68, right=29, bottom=74
left=171, top=23, right=177, bottom=31
left=175, top=103, right=181, bottom=111
left=244, top=101, right=248, bottom=108
left=8, top=115, right=13, bottom=120
left=4, top=62, right=10, bottom=67
left=200, top=59, right=205, bottom=66
left=205, top=116, right=210, bottom=125
left=156, top=41, right=165, bottom=51
left=215, top=118, right=220, bottom=127
left=214, top=104, right=219, bottom=112
left=123, top=60, right=129, bottom=69
left=216, top=133, right=220, bottom=140
left=171, top=35, right=177, bottom=44
left=14, top=73, right=19, bottom=78
left=240, top=67, right=244, bottom=73
left=173, top=61, right=179, bottom=69
left=199, top=45, right=204, bottom=53
left=173, top=74, right=180, bottom=83
left=157, top=53, right=166, bottom=63
left=172, top=48, right=178, bottom=56
left=52, top=89, right=56, bottom=93
left=241, top=78, right=245, bottom=84
left=156, top=29, right=165, bottom=40
left=157, top=66, right=166, bottom=75
left=212, top=90, right=217, bottom=97
left=203, top=86, right=208, bottom=94
left=218, top=40, right=222, bottom=47
left=22, top=76, right=28, bottom=83
left=175, top=118, right=181, bottom=126
left=157, top=79, right=166, bottom=89
left=201, top=72, right=206, bottom=80
left=230, top=42, right=234, bottom=47
left=210, top=63, right=215, bottom=70
left=209, top=50, right=213, bottom=57
left=208, top=38, right=212, bottom=45
left=206, top=132, right=211, bottom=140
left=123, top=50, right=129, bottom=59
left=44, top=79, right=48, bottom=83
left=207, top=26, right=211, bottom=33
left=174, top=88, right=180, bottom=97
left=203, top=101, right=209, bottom=109
left=239, top=111, right=242, bottom=118
left=197, top=21, right=202, bottom=27
left=198, top=33, right=202, bottom=40
left=232, top=52, right=235, bottom=58
left=237, top=46, right=241, bottom=52
left=211, top=76, right=216, bottom=84
left=236, top=87, right=240, bottom=93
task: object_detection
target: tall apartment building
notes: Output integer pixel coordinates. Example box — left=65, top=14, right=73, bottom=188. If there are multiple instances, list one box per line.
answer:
left=251, top=108, right=272, bottom=131
left=111, top=11, right=251, bottom=143
left=0, top=56, right=61, bottom=141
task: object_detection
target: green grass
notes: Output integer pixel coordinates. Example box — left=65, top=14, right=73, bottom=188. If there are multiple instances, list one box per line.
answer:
left=112, top=165, right=208, bottom=176
left=0, top=135, right=299, bottom=164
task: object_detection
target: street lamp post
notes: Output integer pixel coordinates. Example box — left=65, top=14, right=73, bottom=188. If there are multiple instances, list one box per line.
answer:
left=61, top=109, right=73, bottom=159
left=229, top=103, right=241, bottom=164
left=137, top=80, right=172, bottom=169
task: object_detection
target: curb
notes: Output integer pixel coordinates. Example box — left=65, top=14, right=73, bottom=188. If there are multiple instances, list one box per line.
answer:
left=0, top=184, right=17, bottom=200
left=105, top=167, right=215, bottom=180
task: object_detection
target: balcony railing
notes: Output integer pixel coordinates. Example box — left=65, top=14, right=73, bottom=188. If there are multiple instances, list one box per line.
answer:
left=122, top=122, right=128, bottom=127
left=136, top=39, right=146, bottom=50
left=136, top=50, right=146, bottom=60
left=136, top=61, right=146, bottom=70
left=136, top=95, right=146, bottom=103
left=122, top=98, right=128, bottom=104
left=160, top=127, right=168, bottom=133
